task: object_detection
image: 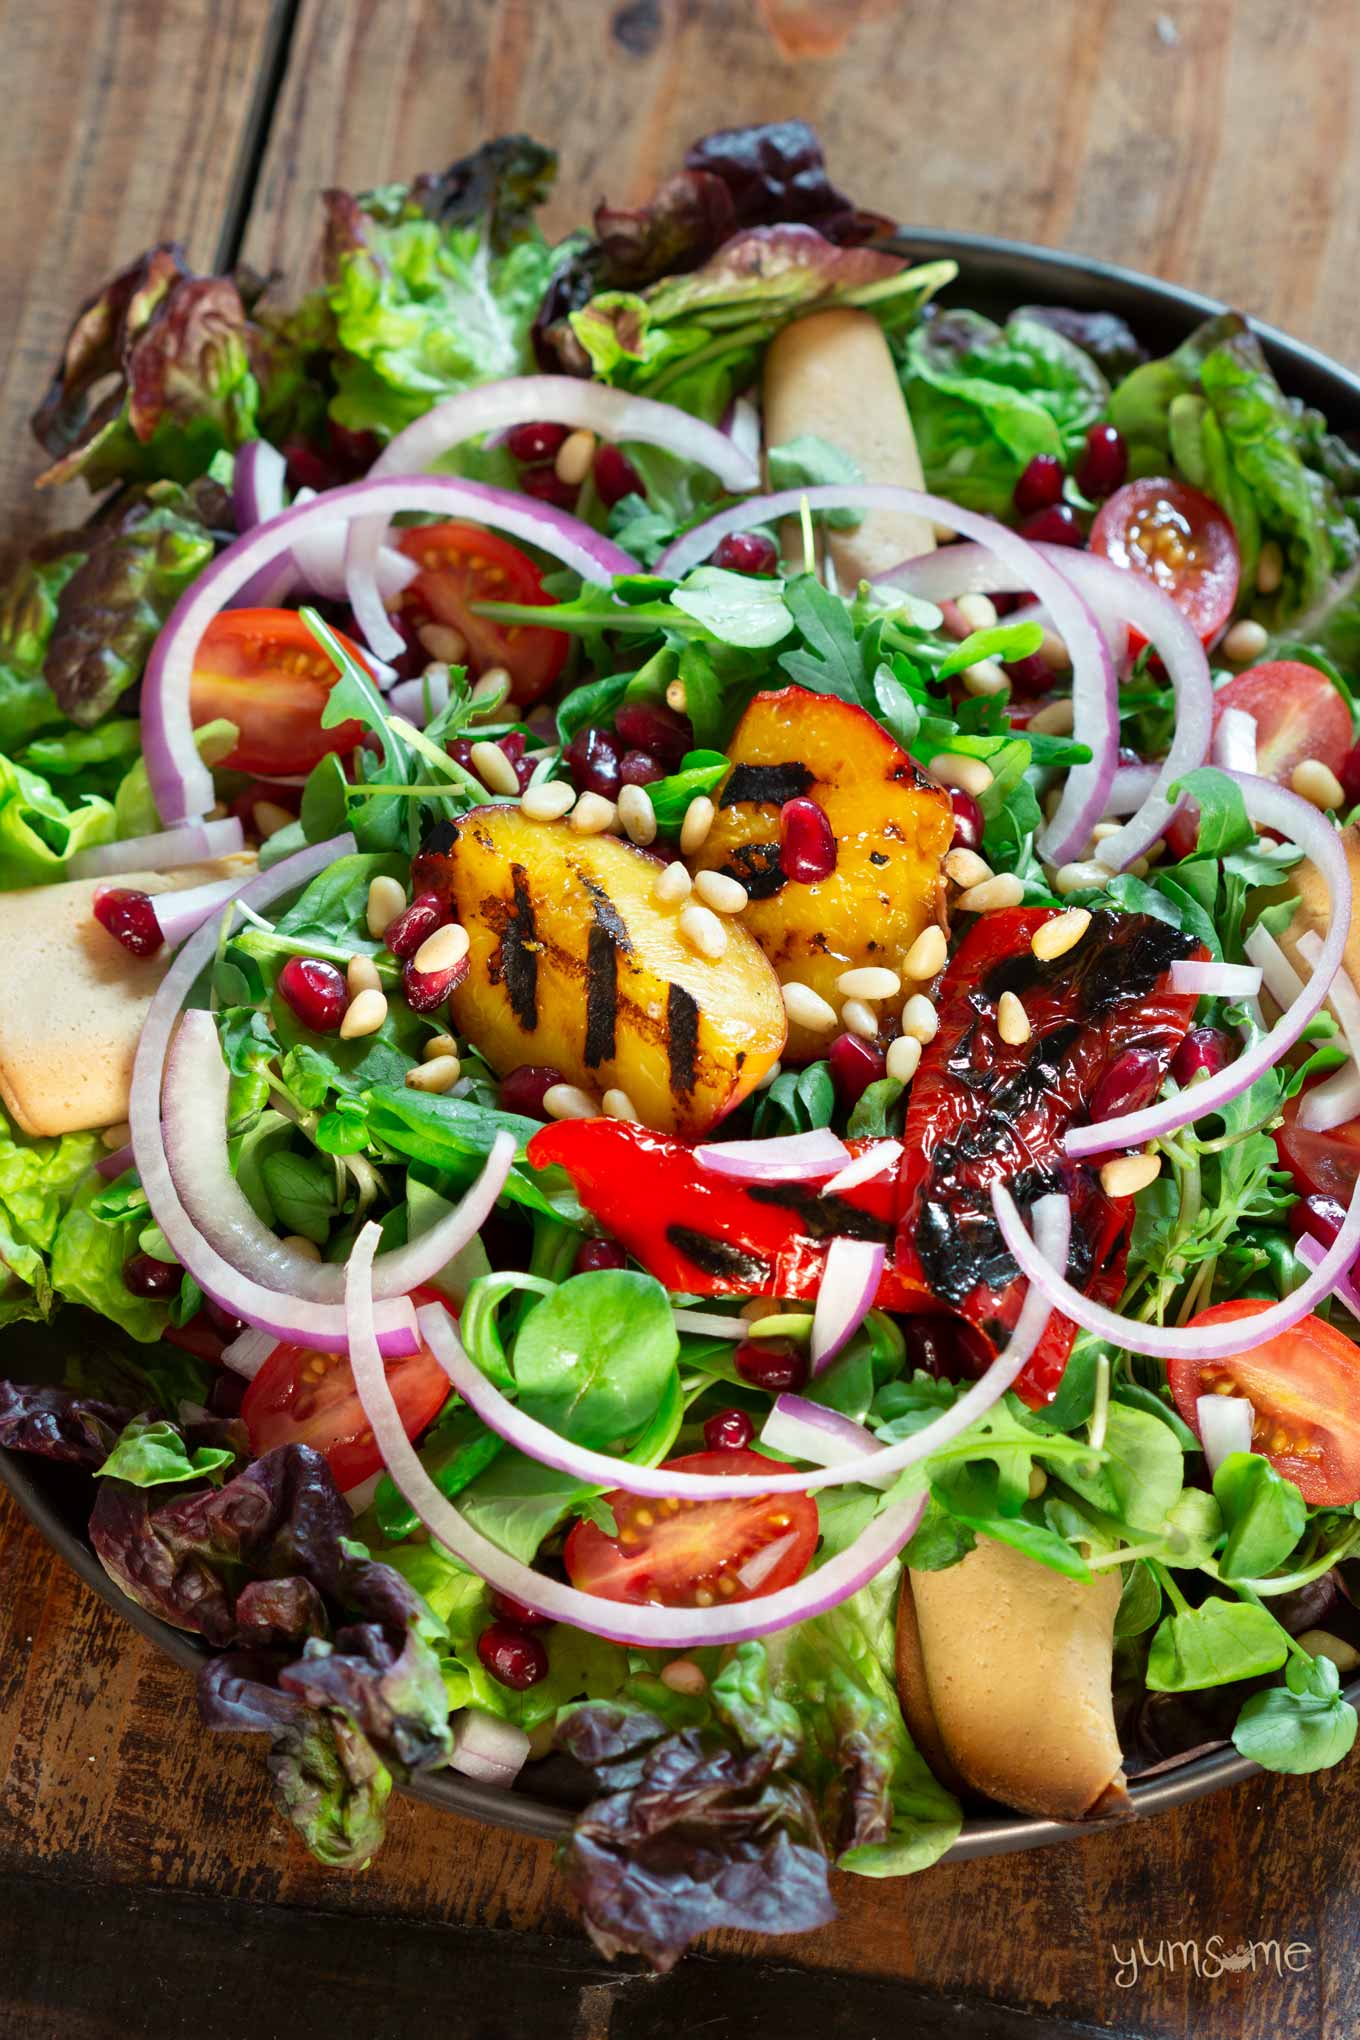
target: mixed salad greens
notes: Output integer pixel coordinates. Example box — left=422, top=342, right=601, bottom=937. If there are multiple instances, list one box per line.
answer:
left=4, top=121, right=1360, bottom=1971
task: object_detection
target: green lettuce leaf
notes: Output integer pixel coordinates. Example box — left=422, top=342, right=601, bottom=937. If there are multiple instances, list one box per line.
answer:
left=0, top=750, right=114, bottom=888
left=0, top=1105, right=101, bottom=1326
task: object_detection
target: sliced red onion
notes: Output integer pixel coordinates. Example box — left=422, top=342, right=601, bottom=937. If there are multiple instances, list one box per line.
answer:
left=164, top=1009, right=516, bottom=1302
left=811, top=1236, right=885, bottom=1372
left=993, top=1169, right=1360, bottom=1359
left=1067, top=772, right=1352, bottom=1158
left=414, top=1197, right=1069, bottom=1503
left=1213, top=706, right=1259, bottom=774
left=221, top=1325, right=276, bottom=1380
left=1295, top=929, right=1360, bottom=1132
left=152, top=877, right=242, bottom=950
left=129, top=833, right=419, bottom=1355
left=142, top=476, right=639, bottom=824
left=343, top=1471, right=383, bottom=1517
left=288, top=488, right=417, bottom=602
left=1105, top=763, right=1158, bottom=817
left=1243, top=921, right=1305, bottom=1008
left=1295, top=1230, right=1360, bottom=1319
left=388, top=669, right=452, bottom=726
left=821, top=1140, right=901, bottom=1195
left=1169, top=960, right=1263, bottom=999
left=1196, top=1392, right=1255, bottom=1477
left=95, top=1142, right=132, bottom=1180
left=761, top=1395, right=894, bottom=1490
left=229, top=558, right=300, bottom=610
left=728, top=394, right=762, bottom=470
left=695, top=1127, right=852, bottom=1182
left=69, top=817, right=244, bottom=881
left=450, top=1708, right=530, bottom=1785
left=670, top=1308, right=749, bottom=1341
left=232, top=440, right=287, bottom=531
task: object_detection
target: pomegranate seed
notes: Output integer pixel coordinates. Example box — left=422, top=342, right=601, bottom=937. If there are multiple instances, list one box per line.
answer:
left=574, top=1237, right=628, bottom=1273
left=496, top=730, right=537, bottom=792
left=207, top=1368, right=247, bottom=1418
left=328, top=423, right=383, bottom=478
left=1014, top=455, right=1065, bottom=514
left=565, top=724, right=623, bottom=799
left=829, top=1031, right=886, bottom=1108
left=203, top=1298, right=245, bottom=1339
left=1002, top=653, right=1051, bottom=695
left=278, top=956, right=349, bottom=1033
left=619, top=749, right=664, bottom=787
left=491, top=1591, right=550, bottom=1628
left=1290, top=1192, right=1345, bottom=1248
left=780, top=797, right=837, bottom=882
left=990, top=590, right=1022, bottom=616
left=450, top=739, right=475, bottom=770
left=704, top=1406, right=756, bottom=1450
left=712, top=530, right=778, bottom=576
left=594, top=443, right=643, bottom=508
left=477, top=1621, right=550, bottom=1690
left=385, top=892, right=448, bottom=959
left=1088, top=1047, right=1162, bottom=1123
left=1076, top=423, right=1128, bottom=500
left=500, top=1065, right=566, bottom=1119
left=520, top=463, right=579, bottom=510
left=403, top=954, right=469, bottom=1014
left=122, top=1252, right=180, bottom=1299
left=735, top=1336, right=808, bottom=1394
left=92, top=887, right=162, bottom=958
left=506, top=420, right=569, bottom=463
left=1019, top=503, right=1084, bottom=548
left=282, top=440, right=333, bottom=494
left=615, top=701, right=693, bottom=767
left=949, top=789, right=984, bottom=852
left=1338, top=740, right=1360, bottom=809
left=1171, top=1025, right=1235, bottom=1087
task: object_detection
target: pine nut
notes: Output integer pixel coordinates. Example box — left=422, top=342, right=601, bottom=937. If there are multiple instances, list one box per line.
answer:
left=680, top=795, right=716, bottom=854
left=1032, top=908, right=1091, bottom=961
left=367, top=875, right=407, bottom=939
left=665, top=677, right=688, bottom=713
left=837, top=965, right=901, bottom=1000
left=1255, top=540, right=1284, bottom=596
left=756, top=1059, right=782, bottom=1090
left=741, top=1297, right=785, bottom=1324
left=1291, top=757, right=1345, bottom=810
left=944, top=847, right=992, bottom=889
left=841, top=998, right=879, bottom=1038
left=469, top=740, right=521, bottom=797
left=555, top=428, right=597, bottom=485
left=253, top=799, right=294, bottom=839
left=1053, top=859, right=1109, bottom=896
left=617, top=783, right=657, bottom=845
left=603, top=1087, right=642, bottom=1120
left=1099, top=1152, right=1162, bottom=1198
left=956, top=592, right=999, bottom=633
left=997, top=989, right=1031, bottom=1045
left=102, top=1120, right=132, bottom=1150
left=544, top=1082, right=598, bottom=1121
left=694, top=868, right=748, bottom=914
left=472, top=665, right=511, bottom=706
left=933, top=521, right=957, bottom=545
left=958, top=873, right=1025, bottom=913
left=283, top=1234, right=323, bottom=1261
left=1027, top=697, right=1075, bottom=735
left=782, top=980, right=839, bottom=1032
left=347, top=953, right=381, bottom=996
left=341, top=987, right=388, bottom=1039
left=679, top=902, right=727, bottom=959
left=406, top=1054, right=462, bottom=1094
left=1222, top=619, right=1268, bottom=664
left=418, top=623, right=466, bottom=664
left=569, top=791, right=618, bottom=835
left=900, top=993, right=938, bottom=1042
left=1039, top=629, right=1070, bottom=672
left=931, top=753, right=993, bottom=797
left=423, top=1034, right=459, bottom=1062
left=654, top=860, right=693, bottom=904
left=1091, top=821, right=1122, bottom=843
left=521, top=779, right=576, bottom=821
left=962, top=659, right=1008, bottom=698
left=904, top=924, right=948, bottom=980
left=413, top=923, right=470, bottom=975
left=660, top=1658, right=708, bottom=1696
left=886, top=1034, right=922, bottom=1083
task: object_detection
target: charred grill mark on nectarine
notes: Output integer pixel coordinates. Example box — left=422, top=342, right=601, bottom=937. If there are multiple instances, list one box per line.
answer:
left=720, top=761, right=813, bottom=808
left=501, top=864, right=540, bottom=1029
left=666, top=983, right=699, bottom=1097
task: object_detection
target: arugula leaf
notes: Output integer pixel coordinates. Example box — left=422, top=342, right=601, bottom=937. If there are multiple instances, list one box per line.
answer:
left=669, top=566, right=793, bottom=649
left=645, top=750, right=730, bottom=834
left=936, top=620, right=1043, bottom=681
left=1171, top=766, right=1257, bottom=858
left=778, top=574, right=868, bottom=702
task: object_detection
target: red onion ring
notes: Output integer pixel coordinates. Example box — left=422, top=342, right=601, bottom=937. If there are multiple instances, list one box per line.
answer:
left=694, top=1127, right=851, bottom=1182
left=151, top=877, right=243, bottom=950
left=69, top=817, right=244, bottom=881
left=821, top=1141, right=902, bottom=1195
left=1066, top=771, right=1351, bottom=1158
left=1295, top=929, right=1360, bottom=1133
left=450, top=1709, right=530, bottom=1785
left=95, top=1143, right=132, bottom=1180
left=761, top=1395, right=894, bottom=1489
left=810, top=1236, right=885, bottom=1371
left=288, top=488, right=418, bottom=603
left=1294, top=1231, right=1360, bottom=1319
left=231, top=440, right=287, bottom=530
left=141, top=477, right=639, bottom=825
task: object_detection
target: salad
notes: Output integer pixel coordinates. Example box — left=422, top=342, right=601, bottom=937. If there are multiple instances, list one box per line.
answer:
left=3, top=119, right=1360, bottom=1970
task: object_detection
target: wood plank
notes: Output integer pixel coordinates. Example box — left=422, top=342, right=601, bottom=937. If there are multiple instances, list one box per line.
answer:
left=0, top=0, right=288, bottom=567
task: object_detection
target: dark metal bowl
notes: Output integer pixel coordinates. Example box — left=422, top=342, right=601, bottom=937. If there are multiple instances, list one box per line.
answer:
left=5, top=227, right=1360, bottom=1859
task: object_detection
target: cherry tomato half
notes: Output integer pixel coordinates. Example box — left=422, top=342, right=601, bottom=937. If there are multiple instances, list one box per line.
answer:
left=242, top=1287, right=452, bottom=1492
left=396, top=522, right=568, bottom=705
left=190, top=609, right=368, bottom=777
left=563, top=1449, right=818, bottom=1607
left=1275, top=1089, right=1360, bottom=1209
left=1091, top=478, right=1240, bottom=645
left=1213, top=661, right=1352, bottom=783
left=1168, top=1299, right=1360, bottom=1505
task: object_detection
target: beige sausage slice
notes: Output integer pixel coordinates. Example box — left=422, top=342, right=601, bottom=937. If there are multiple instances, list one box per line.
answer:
left=0, top=855, right=255, bottom=1137
left=896, top=1538, right=1129, bottom=1822
left=762, top=307, right=936, bottom=582
left=1279, top=819, right=1360, bottom=988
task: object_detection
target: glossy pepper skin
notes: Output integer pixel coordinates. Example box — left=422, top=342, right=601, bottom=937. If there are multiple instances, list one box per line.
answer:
left=529, top=909, right=1201, bottom=1405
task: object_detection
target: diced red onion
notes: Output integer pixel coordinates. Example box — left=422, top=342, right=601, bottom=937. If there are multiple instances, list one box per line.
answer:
left=821, top=1140, right=902, bottom=1195
left=1214, top=706, right=1259, bottom=774
left=128, top=833, right=419, bottom=1355
left=152, top=877, right=243, bottom=950
left=95, top=1142, right=132, bottom=1180
left=694, top=1127, right=852, bottom=1182
left=993, top=1169, right=1360, bottom=1358
left=69, top=817, right=244, bottom=881
left=811, top=1236, right=885, bottom=1372
left=141, top=476, right=639, bottom=824
left=1294, top=1230, right=1360, bottom=1319
left=231, top=440, right=287, bottom=531
left=1295, top=929, right=1360, bottom=1132
left=1066, top=772, right=1351, bottom=1157
left=670, top=1309, right=750, bottom=1341
left=387, top=670, right=452, bottom=726
left=450, top=1708, right=530, bottom=1785
left=1196, top=1392, right=1255, bottom=1478
left=222, top=1325, right=276, bottom=1380
left=761, top=1395, right=894, bottom=1489
left=1169, top=960, right=1263, bottom=999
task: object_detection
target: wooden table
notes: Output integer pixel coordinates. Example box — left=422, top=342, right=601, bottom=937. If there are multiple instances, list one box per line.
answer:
left=3, top=2, right=1360, bottom=2033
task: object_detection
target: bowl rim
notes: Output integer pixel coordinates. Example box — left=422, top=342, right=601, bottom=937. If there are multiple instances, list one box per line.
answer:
left=5, top=223, right=1360, bottom=1863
